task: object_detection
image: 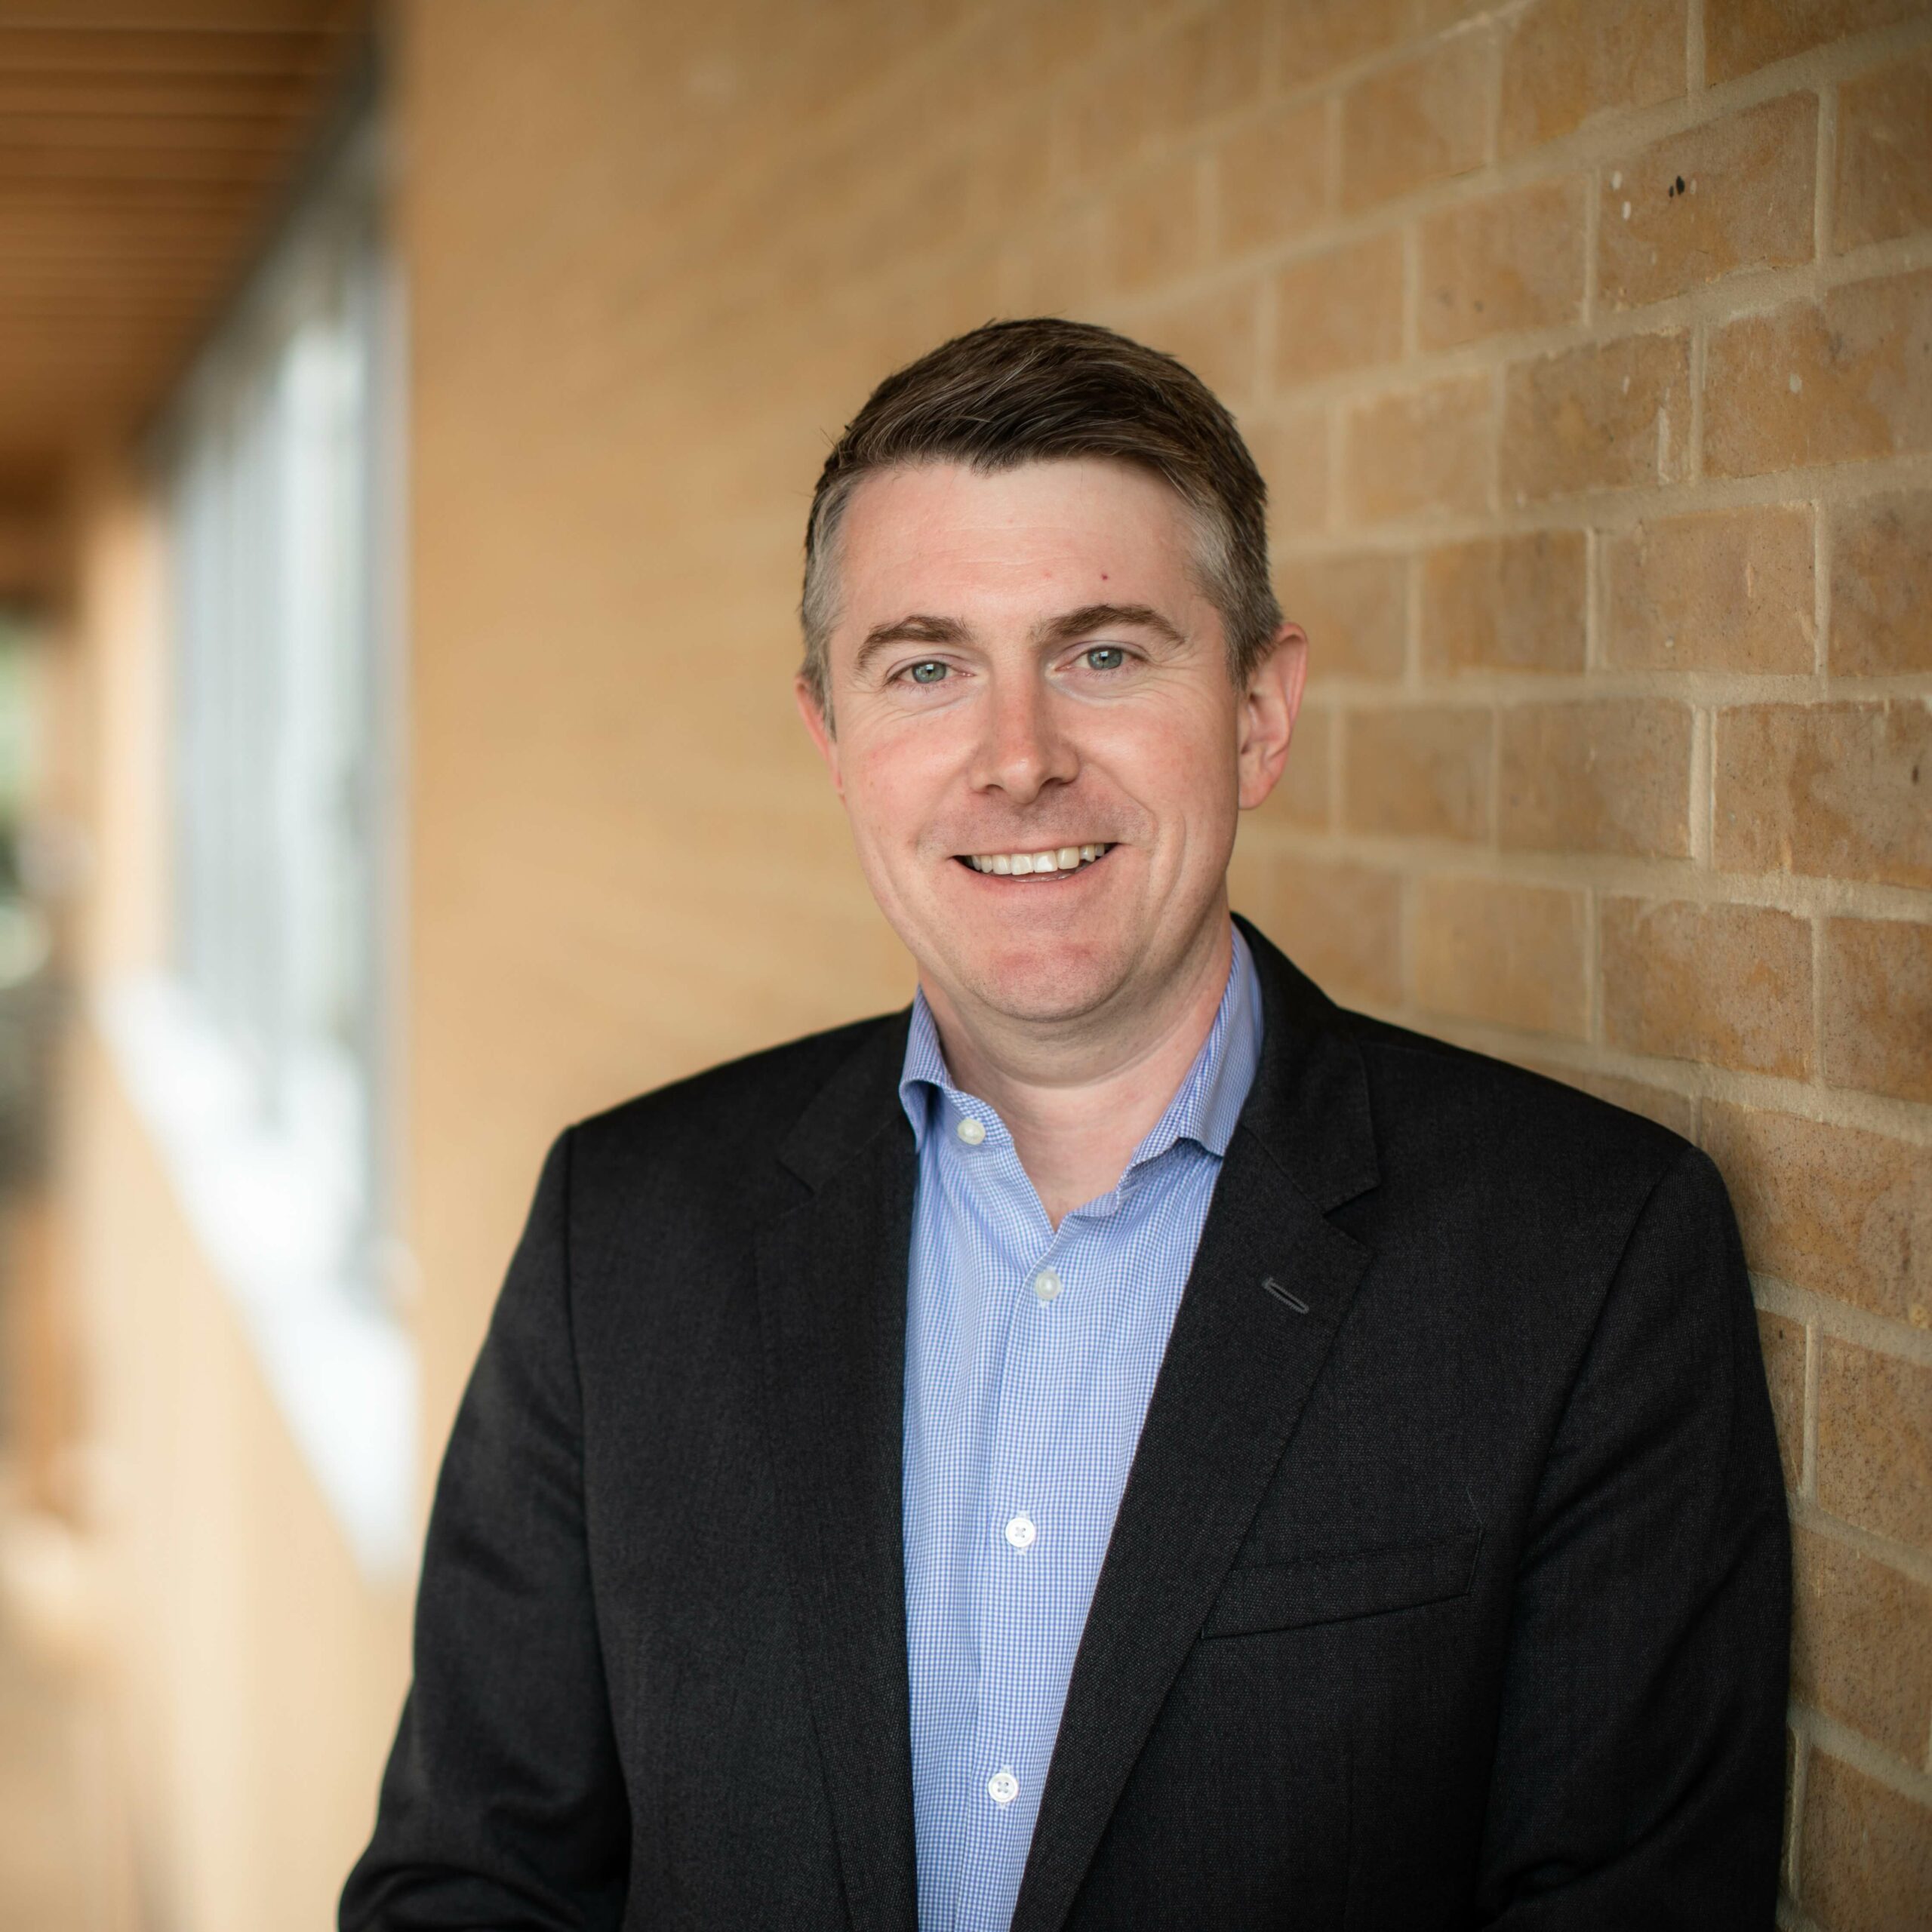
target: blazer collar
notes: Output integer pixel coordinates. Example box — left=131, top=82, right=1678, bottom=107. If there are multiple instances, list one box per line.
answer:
left=1227, top=911, right=1380, bottom=1214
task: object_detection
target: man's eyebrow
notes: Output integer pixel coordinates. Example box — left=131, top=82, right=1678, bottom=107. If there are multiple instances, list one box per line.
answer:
left=853, top=614, right=971, bottom=679
left=1034, top=603, right=1186, bottom=650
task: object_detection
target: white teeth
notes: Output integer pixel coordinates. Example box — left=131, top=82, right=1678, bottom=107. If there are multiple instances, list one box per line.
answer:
left=965, top=843, right=1112, bottom=875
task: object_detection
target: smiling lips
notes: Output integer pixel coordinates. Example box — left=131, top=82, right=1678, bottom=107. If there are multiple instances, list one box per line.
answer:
left=959, top=842, right=1112, bottom=877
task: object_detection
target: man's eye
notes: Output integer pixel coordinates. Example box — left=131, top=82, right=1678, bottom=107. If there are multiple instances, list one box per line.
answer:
left=1082, top=646, right=1127, bottom=671
left=905, top=660, right=949, bottom=685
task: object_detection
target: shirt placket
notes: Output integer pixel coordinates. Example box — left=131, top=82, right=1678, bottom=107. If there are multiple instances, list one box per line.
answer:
left=956, top=1194, right=1100, bottom=1929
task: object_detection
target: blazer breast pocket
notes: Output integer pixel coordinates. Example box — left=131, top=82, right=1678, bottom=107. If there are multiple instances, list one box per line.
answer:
left=1201, top=1527, right=1482, bottom=1639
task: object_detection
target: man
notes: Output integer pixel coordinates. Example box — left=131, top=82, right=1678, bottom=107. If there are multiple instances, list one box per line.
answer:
left=343, top=319, right=1789, bottom=1931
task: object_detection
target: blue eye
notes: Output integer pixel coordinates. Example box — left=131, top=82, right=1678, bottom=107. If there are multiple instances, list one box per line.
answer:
left=906, top=660, right=949, bottom=685
left=1083, top=646, right=1126, bottom=671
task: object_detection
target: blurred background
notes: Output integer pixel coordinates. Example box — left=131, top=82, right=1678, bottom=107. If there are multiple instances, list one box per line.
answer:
left=0, top=2, right=1926, bottom=1927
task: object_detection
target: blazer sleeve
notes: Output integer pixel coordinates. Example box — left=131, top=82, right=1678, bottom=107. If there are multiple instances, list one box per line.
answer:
left=1473, top=1140, right=1791, bottom=1930
left=340, top=1130, right=630, bottom=1930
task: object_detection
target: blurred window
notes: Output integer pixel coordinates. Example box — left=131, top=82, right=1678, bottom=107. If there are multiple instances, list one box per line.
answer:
left=165, top=111, right=398, bottom=1310
left=128, top=97, right=413, bottom=1576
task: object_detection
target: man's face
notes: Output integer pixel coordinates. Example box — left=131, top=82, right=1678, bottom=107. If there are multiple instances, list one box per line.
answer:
left=798, top=457, right=1304, bottom=1032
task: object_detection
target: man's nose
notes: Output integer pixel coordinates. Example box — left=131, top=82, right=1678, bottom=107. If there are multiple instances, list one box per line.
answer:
left=971, top=676, right=1078, bottom=804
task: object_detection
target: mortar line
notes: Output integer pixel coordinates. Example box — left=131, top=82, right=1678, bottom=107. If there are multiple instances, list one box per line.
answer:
left=1786, top=1719, right=1809, bottom=1903
left=1814, top=79, right=1837, bottom=273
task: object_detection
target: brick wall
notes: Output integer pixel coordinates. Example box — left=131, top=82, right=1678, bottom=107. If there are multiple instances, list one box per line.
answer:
left=404, top=4, right=1931, bottom=1924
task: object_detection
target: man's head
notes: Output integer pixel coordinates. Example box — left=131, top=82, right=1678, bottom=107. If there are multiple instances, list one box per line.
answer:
left=795, top=318, right=1306, bottom=1044
left=799, top=318, right=1281, bottom=715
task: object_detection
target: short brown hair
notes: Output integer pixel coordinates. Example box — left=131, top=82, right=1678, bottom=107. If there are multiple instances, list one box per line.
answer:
left=798, top=317, right=1281, bottom=713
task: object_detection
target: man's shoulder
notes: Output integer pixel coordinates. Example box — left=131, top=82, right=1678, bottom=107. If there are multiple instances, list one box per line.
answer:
left=561, top=1006, right=907, bottom=1196
left=1338, top=1004, right=1700, bottom=1210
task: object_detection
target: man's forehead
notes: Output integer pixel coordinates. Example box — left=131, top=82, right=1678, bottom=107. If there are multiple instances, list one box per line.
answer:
left=835, top=455, right=1199, bottom=595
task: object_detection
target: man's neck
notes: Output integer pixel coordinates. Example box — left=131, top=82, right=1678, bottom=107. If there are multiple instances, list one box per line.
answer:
left=922, top=914, right=1235, bottom=1227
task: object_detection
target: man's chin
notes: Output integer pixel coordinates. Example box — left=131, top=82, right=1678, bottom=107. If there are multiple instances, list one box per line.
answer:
left=942, top=941, right=1138, bottom=1030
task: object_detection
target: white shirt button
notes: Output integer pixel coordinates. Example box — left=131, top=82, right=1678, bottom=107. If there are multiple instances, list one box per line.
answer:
left=955, top=1115, right=986, bottom=1146
left=987, top=1769, right=1020, bottom=1807
left=1033, top=1266, right=1063, bottom=1303
left=1004, top=1512, right=1037, bottom=1551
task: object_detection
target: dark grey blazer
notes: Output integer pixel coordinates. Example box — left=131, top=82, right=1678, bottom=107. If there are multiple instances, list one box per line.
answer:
left=342, top=918, right=1790, bottom=1931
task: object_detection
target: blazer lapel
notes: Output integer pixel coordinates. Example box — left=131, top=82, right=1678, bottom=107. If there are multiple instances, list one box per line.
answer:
left=1010, top=924, right=1380, bottom=1932
left=757, top=1019, right=920, bottom=1932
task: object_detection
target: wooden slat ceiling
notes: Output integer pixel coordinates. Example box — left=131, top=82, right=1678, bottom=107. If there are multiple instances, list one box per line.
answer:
left=0, top=0, right=370, bottom=536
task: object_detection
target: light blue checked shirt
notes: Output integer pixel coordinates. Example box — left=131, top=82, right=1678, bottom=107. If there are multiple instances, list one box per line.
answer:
left=898, top=924, right=1263, bottom=1932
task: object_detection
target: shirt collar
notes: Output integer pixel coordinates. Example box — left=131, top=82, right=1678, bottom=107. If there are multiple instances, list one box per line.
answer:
left=897, top=924, right=1263, bottom=1173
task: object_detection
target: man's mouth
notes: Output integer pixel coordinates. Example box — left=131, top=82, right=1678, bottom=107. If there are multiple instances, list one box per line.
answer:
left=953, top=842, right=1113, bottom=877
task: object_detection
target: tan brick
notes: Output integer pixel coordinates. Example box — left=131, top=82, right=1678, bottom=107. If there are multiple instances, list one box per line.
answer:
left=1833, top=490, right=1932, bottom=675
left=1705, top=1102, right=1931, bottom=1328
left=1276, top=0, right=1410, bottom=90
left=1102, top=154, right=1206, bottom=294
left=1214, top=99, right=1329, bottom=259
left=1419, top=178, right=1586, bottom=349
left=1414, top=875, right=1588, bottom=1036
left=1060, top=47, right=1165, bottom=191
left=1503, top=331, right=1691, bottom=502
left=1274, top=234, right=1405, bottom=384
left=1343, top=705, right=1493, bottom=840
left=1605, top=505, right=1816, bottom=673
left=1236, top=852, right=1403, bottom=1006
left=1598, top=94, right=1817, bottom=310
left=1498, top=700, right=1693, bottom=856
left=1706, top=0, right=1927, bottom=85
left=1817, top=1335, right=1932, bottom=1552
left=1153, top=0, right=1267, bottom=138
left=1601, top=898, right=1814, bottom=1077
left=1001, top=211, right=1098, bottom=317
left=968, top=122, right=1058, bottom=235
left=1280, top=551, right=1407, bottom=680
left=1755, top=1308, right=1806, bottom=1491
left=1798, top=1749, right=1932, bottom=1932
left=1837, top=51, right=1932, bottom=254
left=1014, top=0, right=1114, bottom=88
left=1142, top=279, right=1262, bottom=401
left=1422, top=531, right=1587, bottom=676
left=1414, top=0, right=1506, bottom=25
left=1499, top=0, right=1685, bottom=159
left=1341, top=374, right=1493, bottom=523
left=1260, top=704, right=1332, bottom=830
left=1704, top=269, right=1932, bottom=478
left=1339, top=34, right=1493, bottom=213
left=1715, top=700, right=1932, bottom=890
left=1823, top=915, right=1932, bottom=1104
left=1792, top=1524, right=1932, bottom=1761
left=1249, top=406, right=1331, bottom=538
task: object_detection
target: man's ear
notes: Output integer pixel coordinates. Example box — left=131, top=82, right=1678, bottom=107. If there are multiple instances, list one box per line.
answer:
left=1236, top=621, right=1309, bottom=812
left=794, top=675, right=844, bottom=798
